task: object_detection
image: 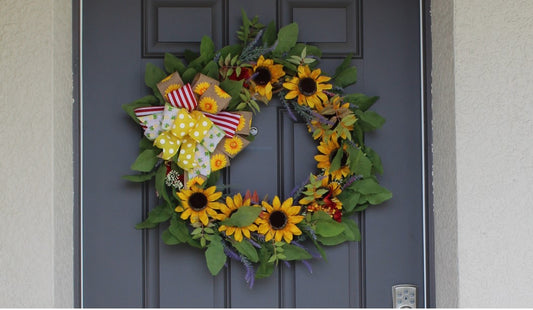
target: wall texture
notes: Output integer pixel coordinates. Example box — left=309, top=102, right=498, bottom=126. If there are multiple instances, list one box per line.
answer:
left=432, top=0, right=533, bottom=307
left=0, top=0, right=73, bottom=307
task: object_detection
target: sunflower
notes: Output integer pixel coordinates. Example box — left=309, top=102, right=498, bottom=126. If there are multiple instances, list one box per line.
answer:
left=186, top=175, right=205, bottom=189
left=194, top=82, right=210, bottom=96
left=320, top=95, right=357, bottom=140
left=283, top=65, right=332, bottom=109
left=251, top=55, right=285, bottom=100
left=256, top=196, right=304, bottom=243
left=164, top=84, right=182, bottom=102
left=217, top=193, right=259, bottom=242
left=198, top=97, right=219, bottom=114
left=224, top=136, right=243, bottom=155
left=299, top=174, right=343, bottom=222
left=214, top=85, right=231, bottom=99
left=210, top=153, right=227, bottom=171
left=236, top=115, right=246, bottom=131
left=176, top=185, right=224, bottom=226
left=314, top=138, right=350, bottom=180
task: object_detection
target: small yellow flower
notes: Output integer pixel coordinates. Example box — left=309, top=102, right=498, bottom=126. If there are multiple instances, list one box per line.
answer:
left=164, top=84, right=181, bottom=102
left=236, top=115, right=246, bottom=131
left=214, top=85, right=231, bottom=99
left=176, top=185, right=224, bottom=226
left=199, top=97, right=219, bottom=114
left=283, top=65, right=332, bottom=109
left=224, top=137, right=243, bottom=155
left=210, top=153, right=227, bottom=171
left=217, top=193, right=259, bottom=242
left=160, top=75, right=172, bottom=83
left=256, top=196, right=304, bottom=243
left=194, top=82, right=210, bottom=96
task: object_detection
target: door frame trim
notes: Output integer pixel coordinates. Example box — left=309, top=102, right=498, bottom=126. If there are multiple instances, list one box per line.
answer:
left=72, top=0, right=435, bottom=307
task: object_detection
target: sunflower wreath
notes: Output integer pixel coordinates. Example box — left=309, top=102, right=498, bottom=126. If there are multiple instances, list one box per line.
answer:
left=123, top=11, right=391, bottom=287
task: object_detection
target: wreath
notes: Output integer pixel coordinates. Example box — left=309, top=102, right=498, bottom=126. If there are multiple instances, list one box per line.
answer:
left=123, top=11, right=391, bottom=287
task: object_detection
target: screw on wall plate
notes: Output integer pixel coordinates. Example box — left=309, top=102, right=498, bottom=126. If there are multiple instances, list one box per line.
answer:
left=392, top=284, right=417, bottom=308
left=250, top=126, right=258, bottom=136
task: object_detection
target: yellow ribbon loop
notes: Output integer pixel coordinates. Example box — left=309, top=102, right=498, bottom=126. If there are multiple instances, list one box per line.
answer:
left=154, top=109, right=213, bottom=170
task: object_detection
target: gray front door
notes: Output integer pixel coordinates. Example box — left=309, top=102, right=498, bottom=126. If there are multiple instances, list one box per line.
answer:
left=82, top=0, right=427, bottom=307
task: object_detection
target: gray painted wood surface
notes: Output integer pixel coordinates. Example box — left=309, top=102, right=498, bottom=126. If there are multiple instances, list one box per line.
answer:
left=82, top=0, right=424, bottom=307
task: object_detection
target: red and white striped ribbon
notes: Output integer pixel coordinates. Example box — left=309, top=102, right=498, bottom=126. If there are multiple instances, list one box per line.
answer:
left=204, top=111, right=241, bottom=138
left=167, top=84, right=198, bottom=111
left=134, top=106, right=165, bottom=129
left=134, top=106, right=164, bottom=117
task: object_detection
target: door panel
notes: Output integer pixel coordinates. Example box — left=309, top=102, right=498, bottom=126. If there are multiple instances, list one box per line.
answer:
left=82, top=0, right=424, bottom=307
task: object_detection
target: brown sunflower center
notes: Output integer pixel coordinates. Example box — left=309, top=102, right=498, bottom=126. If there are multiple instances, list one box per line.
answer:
left=269, top=210, right=288, bottom=230
left=298, top=77, right=317, bottom=96
left=253, top=67, right=272, bottom=86
left=189, top=192, right=208, bottom=211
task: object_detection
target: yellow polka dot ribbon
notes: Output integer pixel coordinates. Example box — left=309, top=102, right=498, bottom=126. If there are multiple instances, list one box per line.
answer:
left=154, top=108, right=213, bottom=170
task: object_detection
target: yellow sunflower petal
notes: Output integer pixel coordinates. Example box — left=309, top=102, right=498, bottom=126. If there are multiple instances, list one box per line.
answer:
left=285, top=90, right=299, bottom=99
left=180, top=208, right=192, bottom=220
left=199, top=212, right=209, bottom=225
left=281, top=197, right=293, bottom=210
left=310, top=68, right=322, bottom=79
left=274, top=230, right=284, bottom=242
left=317, top=75, right=331, bottom=83
left=262, top=201, right=273, bottom=212
left=283, top=231, right=294, bottom=243
left=234, top=229, right=243, bottom=242
left=272, top=196, right=281, bottom=209
left=227, top=226, right=236, bottom=235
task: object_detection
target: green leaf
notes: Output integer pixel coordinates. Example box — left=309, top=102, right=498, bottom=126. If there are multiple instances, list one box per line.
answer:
left=311, top=210, right=333, bottom=221
left=262, top=21, right=277, bottom=46
left=220, top=79, right=244, bottom=108
left=164, top=52, right=186, bottom=75
left=342, top=218, right=361, bottom=241
left=273, top=23, right=299, bottom=56
left=256, top=260, right=275, bottom=279
left=334, top=66, right=358, bottom=88
left=365, top=191, right=393, bottom=205
left=289, top=43, right=322, bottom=58
left=219, top=44, right=243, bottom=59
left=281, top=244, right=312, bottom=261
left=365, top=147, right=384, bottom=175
left=329, top=147, right=344, bottom=172
left=344, top=93, right=379, bottom=111
left=130, top=149, right=159, bottom=172
left=181, top=67, right=198, bottom=84
left=220, top=205, right=262, bottom=227
left=135, top=203, right=173, bottom=229
left=184, top=49, right=199, bottom=63
left=122, top=171, right=156, bottom=182
left=353, top=178, right=387, bottom=195
left=168, top=217, right=192, bottom=243
left=139, top=136, right=155, bottom=150
left=122, top=95, right=159, bottom=124
left=202, top=61, right=219, bottom=79
left=161, top=228, right=181, bottom=245
left=337, top=189, right=360, bottom=213
left=144, top=63, right=167, bottom=103
left=241, top=9, right=250, bottom=44
left=200, top=36, right=216, bottom=60
left=355, top=110, right=386, bottom=131
left=317, top=234, right=348, bottom=246
left=333, top=54, right=353, bottom=79
left=256, top=247, right=275, bottom=279
left=205, top=242, right=227, bottom=276
left=315, top=219, right=345, bottom=237
left=155, top=164, right=171, bottom=205
left=348, top=148, right=372, bottom=177
left=232, top=240, right=259, bottom=263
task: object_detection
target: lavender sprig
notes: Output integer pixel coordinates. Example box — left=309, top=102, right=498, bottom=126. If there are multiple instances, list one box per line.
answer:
left=342, top=174, right=362, bottom=190
left=302, top=260, right=313, bottom=274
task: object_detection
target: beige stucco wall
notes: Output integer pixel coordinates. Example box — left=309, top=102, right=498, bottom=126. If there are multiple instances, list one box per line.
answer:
left=432, top=0, right=533, bottom=307
left=0, top=0, right=73, bottom=307
left=1, top=0, right=533, bottom=307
